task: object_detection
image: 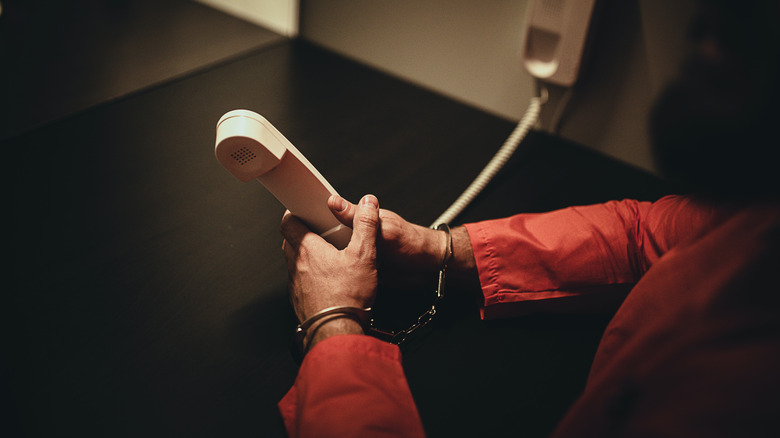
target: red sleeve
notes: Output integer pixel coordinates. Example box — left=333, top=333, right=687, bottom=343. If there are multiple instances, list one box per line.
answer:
left=278, top=335, right=426, bottom=438
left=463, top=195, right=723, bottom=319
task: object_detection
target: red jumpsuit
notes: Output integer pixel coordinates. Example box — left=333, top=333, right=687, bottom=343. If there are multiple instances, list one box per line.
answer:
left=279, top=195, right=780, bottom=437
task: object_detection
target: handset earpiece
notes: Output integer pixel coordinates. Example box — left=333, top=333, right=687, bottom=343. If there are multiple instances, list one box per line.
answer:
left=215, top=110, right=352, bottom=249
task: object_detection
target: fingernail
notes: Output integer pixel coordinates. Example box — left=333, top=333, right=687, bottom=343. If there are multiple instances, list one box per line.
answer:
left=361, top=194, right=379, bottom=209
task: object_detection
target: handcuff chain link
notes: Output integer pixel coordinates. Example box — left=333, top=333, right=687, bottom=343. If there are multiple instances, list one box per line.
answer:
left=367, top=223, right=451, bottom=345
left=369, top=224, right=449, bottom=345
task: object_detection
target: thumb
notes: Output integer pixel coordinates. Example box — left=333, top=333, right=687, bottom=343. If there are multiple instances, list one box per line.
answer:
left=346, top=194, right=380, bottom=258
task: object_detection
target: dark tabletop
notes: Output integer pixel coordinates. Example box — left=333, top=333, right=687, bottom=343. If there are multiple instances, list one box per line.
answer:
left=3, top=2, right=676, bottom=437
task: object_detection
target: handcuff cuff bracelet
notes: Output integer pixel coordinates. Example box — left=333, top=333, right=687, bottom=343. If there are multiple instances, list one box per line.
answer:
left=295, top=305, right=373, bottom=356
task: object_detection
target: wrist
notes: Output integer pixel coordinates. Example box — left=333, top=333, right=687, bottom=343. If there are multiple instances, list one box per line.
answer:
left=417, top=225, right=450, bottom=271
left=448, top=226, right=480, bottom=288
left=306, top=316, right=364, bottom=351
left=434, top=223, right=453, bottom=269
left=295, top=306, right=372, bottom=359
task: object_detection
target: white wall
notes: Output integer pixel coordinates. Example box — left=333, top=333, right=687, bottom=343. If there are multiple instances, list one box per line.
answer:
left=299, top=0, right=698, bottom=174
left=194, top=0, right=299, bottom=37
left=301, top=0, right=535, bottom=130
left=197, top=0, right=699, bottom=174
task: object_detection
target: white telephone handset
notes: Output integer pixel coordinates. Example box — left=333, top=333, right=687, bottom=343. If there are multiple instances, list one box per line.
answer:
left=215, top=110, right=352, bottom=249
left=522, top=0, right=599, bottom=86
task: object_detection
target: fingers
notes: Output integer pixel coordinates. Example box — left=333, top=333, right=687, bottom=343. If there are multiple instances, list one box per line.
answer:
left=346, top=195, right=380, bottom=257
left=328, top=195, right=356, bottom=227
left=285, top=195, right=379, bottom=257
left=279, top=210, right=311, bottom=253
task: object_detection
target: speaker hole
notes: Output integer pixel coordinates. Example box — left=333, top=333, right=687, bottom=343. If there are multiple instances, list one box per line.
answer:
left=230, top=147, right=256, bottom=165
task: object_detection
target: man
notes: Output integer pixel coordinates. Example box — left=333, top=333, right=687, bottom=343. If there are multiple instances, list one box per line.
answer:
left=278, top=1, right=780, bottom=436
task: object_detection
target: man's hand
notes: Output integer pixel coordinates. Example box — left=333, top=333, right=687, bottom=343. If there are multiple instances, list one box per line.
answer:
left=328, top=195, right=479, bottom=285
left=328, top=195, right=447, bottom=272
left=281, top=194, right=381, bottom=349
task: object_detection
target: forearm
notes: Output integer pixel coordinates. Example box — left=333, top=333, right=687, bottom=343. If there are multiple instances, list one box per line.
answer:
left=461, top=196, right=725, bottom=318
left=463, top=203, right=644, bottom=319
left=279, top=336, right=426, bottom=438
